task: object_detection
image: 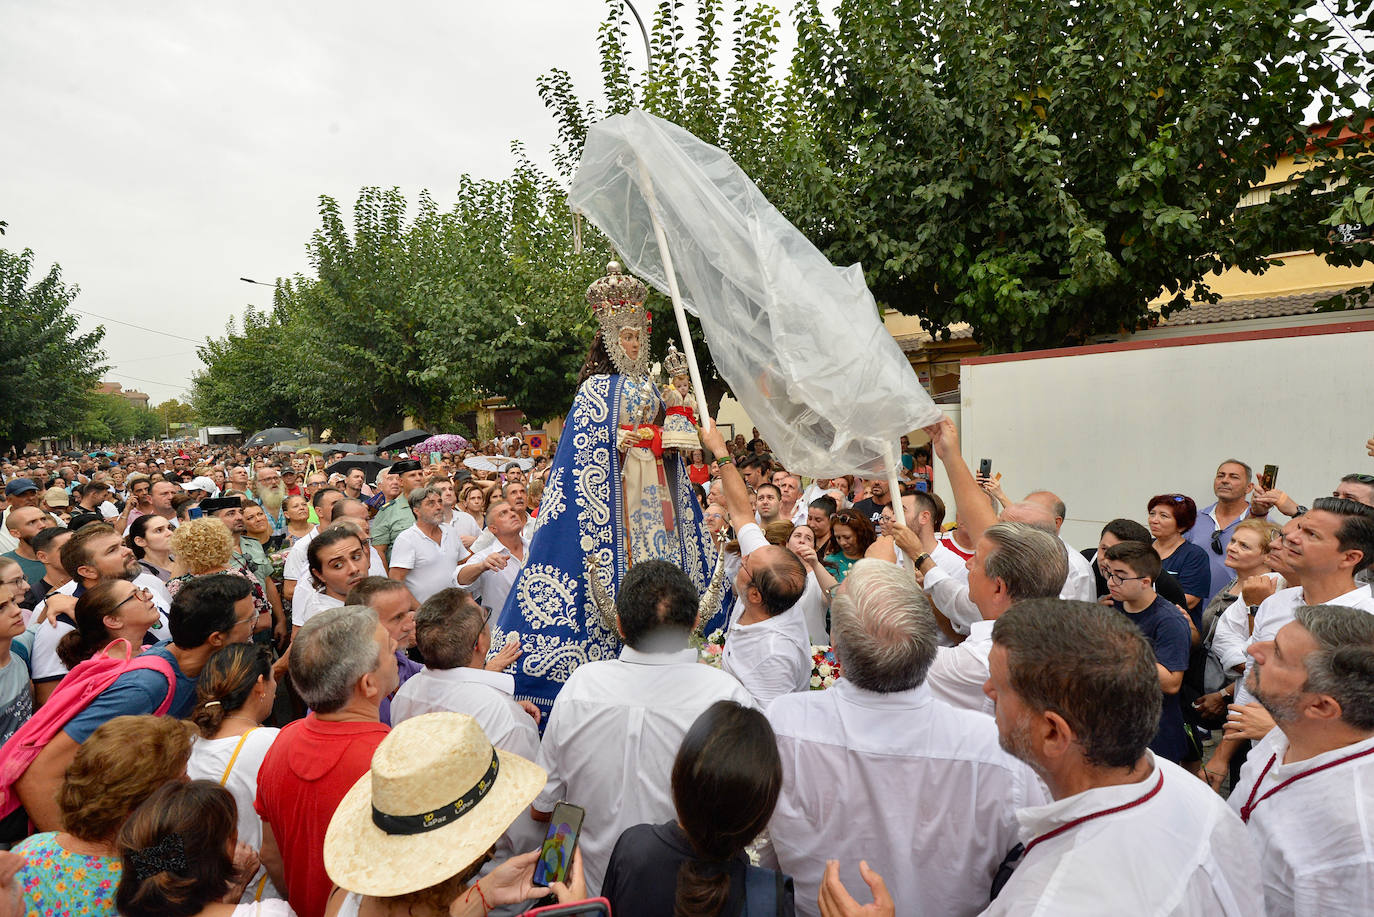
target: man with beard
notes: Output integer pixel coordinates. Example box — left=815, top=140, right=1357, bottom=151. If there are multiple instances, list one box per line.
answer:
left=851, top=478, right=892, bottom=528
left=28, top=523, right=173, bottom=703
left=254, top=465, right=289, bottom=537
left=341, top=467, right=372, bottom=501
left=1232, top=605, right=1374, bottom=915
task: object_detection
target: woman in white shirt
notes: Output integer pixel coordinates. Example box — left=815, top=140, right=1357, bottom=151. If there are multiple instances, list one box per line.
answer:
left=186, top=642, right=283, bottom=904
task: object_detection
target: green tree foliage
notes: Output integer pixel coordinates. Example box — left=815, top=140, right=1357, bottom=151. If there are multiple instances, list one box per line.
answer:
left=788, top=0, right=1370, bottom=351
left=153, top=398, right=200, bottom=430
left=0, top=248, right=107, bottom=452
left=413, top=151, right=615, bottom=424
left=192, top=301, right=304, bottom=434
left=73, top=393, right=162, bottom=444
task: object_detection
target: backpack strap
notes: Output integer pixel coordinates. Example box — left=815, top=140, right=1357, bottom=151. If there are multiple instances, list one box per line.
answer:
left=121, top=649, right=180, bottom=716
left=219, top=727, right=259, bottom=785
left=9, top=640, right=29, bottom=669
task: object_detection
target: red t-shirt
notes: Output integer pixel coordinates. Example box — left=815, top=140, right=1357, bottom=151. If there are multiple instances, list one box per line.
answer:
left=255, top=714, right=389, bottom=917
left=688, top=463, right=711, bottom=485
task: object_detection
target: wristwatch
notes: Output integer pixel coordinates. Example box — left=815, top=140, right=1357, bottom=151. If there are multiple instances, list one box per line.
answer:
left=912, top=552, right=932, bottom=571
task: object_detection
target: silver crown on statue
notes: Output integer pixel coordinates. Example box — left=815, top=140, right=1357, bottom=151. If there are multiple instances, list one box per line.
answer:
left=663, top=343, right=689, bottom=379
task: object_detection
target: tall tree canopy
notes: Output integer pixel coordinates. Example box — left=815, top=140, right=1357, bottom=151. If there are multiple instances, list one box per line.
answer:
left=0, top=248, right=107, bottom=452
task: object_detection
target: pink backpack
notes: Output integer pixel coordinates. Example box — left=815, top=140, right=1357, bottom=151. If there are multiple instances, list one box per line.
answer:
left=0, top=638, right=177, bottom=819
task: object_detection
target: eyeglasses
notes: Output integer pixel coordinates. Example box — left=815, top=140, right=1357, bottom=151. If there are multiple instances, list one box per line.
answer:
left=1209, top=530, right=1223, bottom=555
left=114, top=585, right=153, bottom=611
left=1105, top=570, right=1149, bottom=584
left=1, top=575, right=27, bottom=590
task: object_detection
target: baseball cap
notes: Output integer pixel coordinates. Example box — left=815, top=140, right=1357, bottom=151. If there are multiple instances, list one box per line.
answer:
left=4, top=479, right=38, bottom=497
left=42, top=486, right=71, bottom=507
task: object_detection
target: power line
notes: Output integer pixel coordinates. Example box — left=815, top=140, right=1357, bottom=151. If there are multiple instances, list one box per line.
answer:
left=72, top=309, right=208, bottom=345
left=105, top=371, right=192, bottom=391
left=110, top=350, right=200, bottom=364
left=1317, top=0, right=1369, bottom=55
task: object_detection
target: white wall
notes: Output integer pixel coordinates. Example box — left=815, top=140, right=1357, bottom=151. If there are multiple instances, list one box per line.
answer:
left=960, top=326, right=1374, bottom=549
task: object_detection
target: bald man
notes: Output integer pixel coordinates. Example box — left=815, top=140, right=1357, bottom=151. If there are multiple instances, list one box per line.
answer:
left=701, top=422, right=810, bottom=707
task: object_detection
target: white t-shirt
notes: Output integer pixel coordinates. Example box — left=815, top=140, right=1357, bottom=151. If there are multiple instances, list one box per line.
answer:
left=534, top=645, right=755, bottom=895
left=187, top=727, right=284, bottom=903
left=721, top=522, right=811, bottom=707
left=292, top=589, right=343, bottom=628
left=29, top=575, right=172, bottom=683
left=460, top=538, right=528, bottom=616
left=288, top=547, right=386, bottom=621
left=388, top=524, right=469, bottom=603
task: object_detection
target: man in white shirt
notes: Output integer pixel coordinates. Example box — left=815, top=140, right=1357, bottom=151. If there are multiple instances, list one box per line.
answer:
left=703, top=424, right=810, bottom=707
left=921, top=522, right=1067, bottom=714
left=465, top=481, right=538, bottom=555
left=778, top=473, right=808, bottom=527
left=458, top=500, right=528, bottom=617
left=387, top=485, right=469, bottom=603
left=532, top=559, right=753, bottom=895
left=767, top=558, right=1046, bottom=917
left=1232, top=603, right=1374, bottom=916
left=1234, top=497, right=1374, bottom=709
left=956, top=598, right=1263, bottom=915
left=391, top=587, right=538, bottom=759
left=1023, top=489, right=1096, bottom=602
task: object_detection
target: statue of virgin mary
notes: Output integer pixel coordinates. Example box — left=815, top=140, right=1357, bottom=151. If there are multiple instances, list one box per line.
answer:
left=489, top=262, right=729, bottom=718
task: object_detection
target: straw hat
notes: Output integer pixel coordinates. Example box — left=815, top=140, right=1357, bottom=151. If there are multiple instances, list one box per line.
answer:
left=324, top=713, right=546, bottom=897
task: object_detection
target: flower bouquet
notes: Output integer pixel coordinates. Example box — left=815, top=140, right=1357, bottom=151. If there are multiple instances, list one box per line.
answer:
left=810, top=645, right=841, bottom=690
left=695, top=628, right=727, bottom=669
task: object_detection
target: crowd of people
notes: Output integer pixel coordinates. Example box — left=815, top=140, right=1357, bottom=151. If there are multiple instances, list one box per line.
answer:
left=0, top=419, right=1371, bottom=917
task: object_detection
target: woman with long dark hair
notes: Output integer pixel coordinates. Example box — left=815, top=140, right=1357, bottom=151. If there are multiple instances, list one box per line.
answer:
left=56, top=579, right=164, bottom=670
left=126, top=514, right=174, bottom=582
left=601, top=700, right=794, bottom=916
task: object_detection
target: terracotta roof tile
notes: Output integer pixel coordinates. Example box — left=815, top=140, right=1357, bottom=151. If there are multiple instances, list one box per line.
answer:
left=1161, top=290, right=1353, bottom=326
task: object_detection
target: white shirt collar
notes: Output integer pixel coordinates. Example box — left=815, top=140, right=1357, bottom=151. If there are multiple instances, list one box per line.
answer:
left=832, top=678, right=935, bottom=711
left=1267, top=729, right=1374, bottom=779
left=1015, top=753, right=1160, bottom=840
left=618, top=645, right=698, bottom=666
left=420, top=665, right=516, bottom=695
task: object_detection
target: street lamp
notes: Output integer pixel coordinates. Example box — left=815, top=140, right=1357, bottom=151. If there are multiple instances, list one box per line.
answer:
left=619, top=1, right=654, bottom=71
left=240, top=277, right=275, bottom=288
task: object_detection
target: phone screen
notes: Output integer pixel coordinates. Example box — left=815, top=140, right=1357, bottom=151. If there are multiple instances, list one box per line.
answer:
left=1261, top=464, right=1279, bottom=490
left=978, top=458, right=993, bottom=478
left=532, top=802, right=586, bottom=887
left=188, top=506, right=203, bottom=519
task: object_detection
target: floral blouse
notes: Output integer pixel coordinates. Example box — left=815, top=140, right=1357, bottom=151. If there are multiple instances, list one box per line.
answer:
left=13, top=831, right=122, bottom=917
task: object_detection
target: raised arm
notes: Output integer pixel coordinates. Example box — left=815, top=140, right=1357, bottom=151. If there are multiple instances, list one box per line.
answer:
left=923, top=418, right=997, bottom=544
left=700, top=422, right=752, bottom=530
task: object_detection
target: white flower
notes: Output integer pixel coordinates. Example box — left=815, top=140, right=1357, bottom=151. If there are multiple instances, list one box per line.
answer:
left=810, top=675, right=822, bottom=688
left=817, top=663, right=833, bottom=677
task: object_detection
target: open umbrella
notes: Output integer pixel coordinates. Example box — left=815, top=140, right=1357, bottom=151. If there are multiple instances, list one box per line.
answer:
left=377, top=429, right=431, bottom=452
left=325, top=457, right=389, bottom=481
left=244, top=427, right=308, bottom=448
left=322, top=443, right=375, bottom=459
left=412, top=434, right=470, bottom=455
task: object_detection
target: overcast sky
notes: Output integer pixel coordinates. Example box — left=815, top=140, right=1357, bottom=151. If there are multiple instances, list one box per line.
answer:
left=1, top=1, right=643, bottom=403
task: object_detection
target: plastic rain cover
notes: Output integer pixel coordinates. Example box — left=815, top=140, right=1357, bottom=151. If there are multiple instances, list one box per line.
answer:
left=568, top=110, right=943, bottom=479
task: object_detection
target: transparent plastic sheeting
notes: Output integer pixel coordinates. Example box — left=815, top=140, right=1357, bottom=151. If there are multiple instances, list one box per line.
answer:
left=568, top=110, right=943, bottom=479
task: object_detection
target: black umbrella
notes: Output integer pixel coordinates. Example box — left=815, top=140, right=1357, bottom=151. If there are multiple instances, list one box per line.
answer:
left=244, top=427, right=308, bottom=448
left=322, top=443, right=376, bottom=458
left=377, top=429, right=431, bottom=452
left=325, top=457, right=389, bottom=480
